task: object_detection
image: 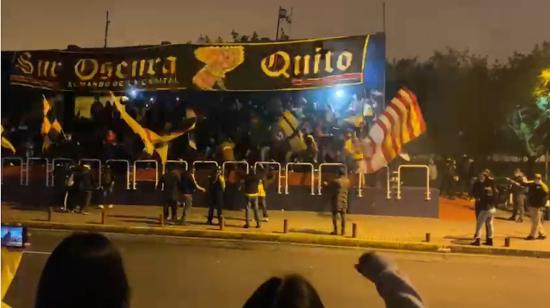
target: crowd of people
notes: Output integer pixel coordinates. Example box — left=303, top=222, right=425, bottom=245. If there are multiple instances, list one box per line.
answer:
left=31, top=232, right=424, bottom=308
left=469, top=169, right=548, bottom=246
left=53, top=163, right=115, bottom=214
left=1, top=88, right=383, bottom=177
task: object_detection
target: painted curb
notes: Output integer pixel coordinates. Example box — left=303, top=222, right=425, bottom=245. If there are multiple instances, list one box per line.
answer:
left=12, top=220, right=550, bottom=258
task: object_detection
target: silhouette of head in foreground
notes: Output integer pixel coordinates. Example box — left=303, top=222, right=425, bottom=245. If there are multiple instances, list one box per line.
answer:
left=243, top=274, right=324, bottom=308
left=35, top=232, right=129, bottom=308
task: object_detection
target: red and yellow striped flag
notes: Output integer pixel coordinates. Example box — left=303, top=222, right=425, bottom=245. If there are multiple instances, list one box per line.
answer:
left=362, top=88, right=426, bottom=173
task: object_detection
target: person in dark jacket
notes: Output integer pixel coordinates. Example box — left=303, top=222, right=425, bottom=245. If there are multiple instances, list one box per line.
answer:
left=178, top=168, right=205, bottom=225
left=325, top=169, right=351, bottom=236
left=206, top=167, right=225, bottom=225
left=52, top=162, right=71, bottom=210
left=78, top=164, right=95, bottom=215
left=65, top=164, right=80, bottom=212
left=161, top=166, right=182, bottom=223
left=471, top=171, right=497, bottom=246
left=525, top=174, right=548, bottom=240
left=242, top=172, right=261, bottom=228
left=98, top=165, right=115, bottom=209
left=507, top=168, right=528, bottom=222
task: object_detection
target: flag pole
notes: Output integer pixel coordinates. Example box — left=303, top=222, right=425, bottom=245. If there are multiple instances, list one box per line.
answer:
left=275, top=6, right=281, bottom=41
left=104, top=10, right=111, bottom=48
left=382, top=1, right=387, bottom=109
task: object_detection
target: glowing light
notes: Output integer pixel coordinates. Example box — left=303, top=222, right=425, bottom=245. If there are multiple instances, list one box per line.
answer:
left=149, top=97, right=155, bottom=102
left=335, top=89, right=345, bottom=98
left=128, top=88, right=138, bottom=98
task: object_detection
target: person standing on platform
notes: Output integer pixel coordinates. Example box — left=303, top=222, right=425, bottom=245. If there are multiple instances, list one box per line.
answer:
left=525, top=174, right=548, bottom=240
left=507, top=168, right=528, bottom=222
left=325, top=169, right=351, bottom=236
left=257, top=167, right=269, bottom=222
left=470, top=171, right=497, bottom=246
left=206, top=167, right=225, bottom=225
left=179, top=167, right=206, bottom=225
left=63, top=163, right=79, bottom=212
left=98, top=165, right=115, bottom=209
left=161, top=166, right=182, bottom=224
left=220, top=137, right=236, bottom=162
left=242, top=171, right=261, bottom=228
left=78, top=164, right=95, bottom=215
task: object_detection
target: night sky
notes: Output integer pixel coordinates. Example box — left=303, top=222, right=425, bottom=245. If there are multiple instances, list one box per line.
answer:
left=1, top=0, right=549, bottom=60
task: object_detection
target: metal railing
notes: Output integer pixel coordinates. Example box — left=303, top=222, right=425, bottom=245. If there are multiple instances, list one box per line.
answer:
left=25, top=157, right=49, bottom=186
left=12, top=156, right=404, bottom=201
left=106, top=159, right=131, bottom=190
left=163, top=160, right=189, bottom=174
left=160, top=160, right=189, bottom=190
left=48, top=158, right=75, bottom=187
left=254, top=161, right=282, bottom=194
left=397, top=164, right=431, bottom=201
left=79, top=158, right=102, bottom=188
left=192, top=161, right=219, bottom=173
left=1, top=156, right=24, bottom=185
left=317, top=163, right=347, bottom=195
left=222, top=160, right=250, bottom=176
left=133, top=160, right=159, bottom=190
left=285, top=162, right=315, bottom=195
left=382, top=166, right=391, bottom=200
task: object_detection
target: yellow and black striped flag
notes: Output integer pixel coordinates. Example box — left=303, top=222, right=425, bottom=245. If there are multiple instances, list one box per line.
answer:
left=110, top=92, right=196, bottom=165
left=41, top=96, right=64, bottom=152
left=278, top=111, right=306, bottom=153
left=1, top=125, right=16, bottom=154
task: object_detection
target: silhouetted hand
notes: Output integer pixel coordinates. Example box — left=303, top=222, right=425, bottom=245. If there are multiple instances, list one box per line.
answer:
left=355, top=252, right=397, bottom=282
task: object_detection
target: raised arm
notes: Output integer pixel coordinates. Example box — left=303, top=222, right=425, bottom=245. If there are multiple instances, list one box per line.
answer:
left=356, top=252, right=424, bottom=308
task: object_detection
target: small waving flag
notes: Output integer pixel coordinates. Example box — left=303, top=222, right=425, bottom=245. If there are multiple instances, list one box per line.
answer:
left=278, top=110, right=307, bottom=153
left=186, top=108, right=198, bottom=150
left=1, top=125, right=16, bottom=154
left=362, top=88, right=426, bottom=173
left=110, top=93, right=196, bottom=165
left=41, top=96, right=64, bottom=152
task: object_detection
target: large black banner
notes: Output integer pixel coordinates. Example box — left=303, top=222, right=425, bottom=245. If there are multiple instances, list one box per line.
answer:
left=8, top=34, right=384, bottom=92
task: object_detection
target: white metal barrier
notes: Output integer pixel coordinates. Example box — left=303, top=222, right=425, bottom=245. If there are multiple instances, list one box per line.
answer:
left=254, top=161, right=282, bottom=194
left=25, top=157, right=49, bottom=186
left=192, top=161, right=219, bottom=172
left=382, top=166, right=391, bottom=200
left=1, top=157, right=24, bottom=185
left=222, top=160, right=250, bottom=176
left=160, top=160, right=189, bottom=190
left=106, top=159, right=131, bottom=190
left=133, top=160, right=159, bottom=189
left=163, top=160, right=189, bottom=174
left=285, top=162, right=315, bottom=195
left=397, top=164, right=431, bottom=201
left=79, top=158, right=102, bottom=188
left=48, top=158, right=75, bottom=187
left=317, top=163, right=347, bottom=195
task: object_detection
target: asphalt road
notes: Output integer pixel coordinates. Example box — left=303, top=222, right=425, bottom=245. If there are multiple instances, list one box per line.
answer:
left=5, top=229, right=550, bottom=308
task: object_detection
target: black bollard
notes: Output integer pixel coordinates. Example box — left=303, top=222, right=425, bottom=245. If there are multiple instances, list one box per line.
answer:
left=352, top=223, right=358, bottom=238
left=504, top=237, right=511, bottom=247
left=283, top=219, right=289, bottom=233
left=219, top=216, right=224, bottom=231
left=159, top=213, right=164, bottom=227
left=101, top=209, right=106, bottom=224
left=48, top=207, right=53, bottom=222
left=425, top=233, right=431, bottom=243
